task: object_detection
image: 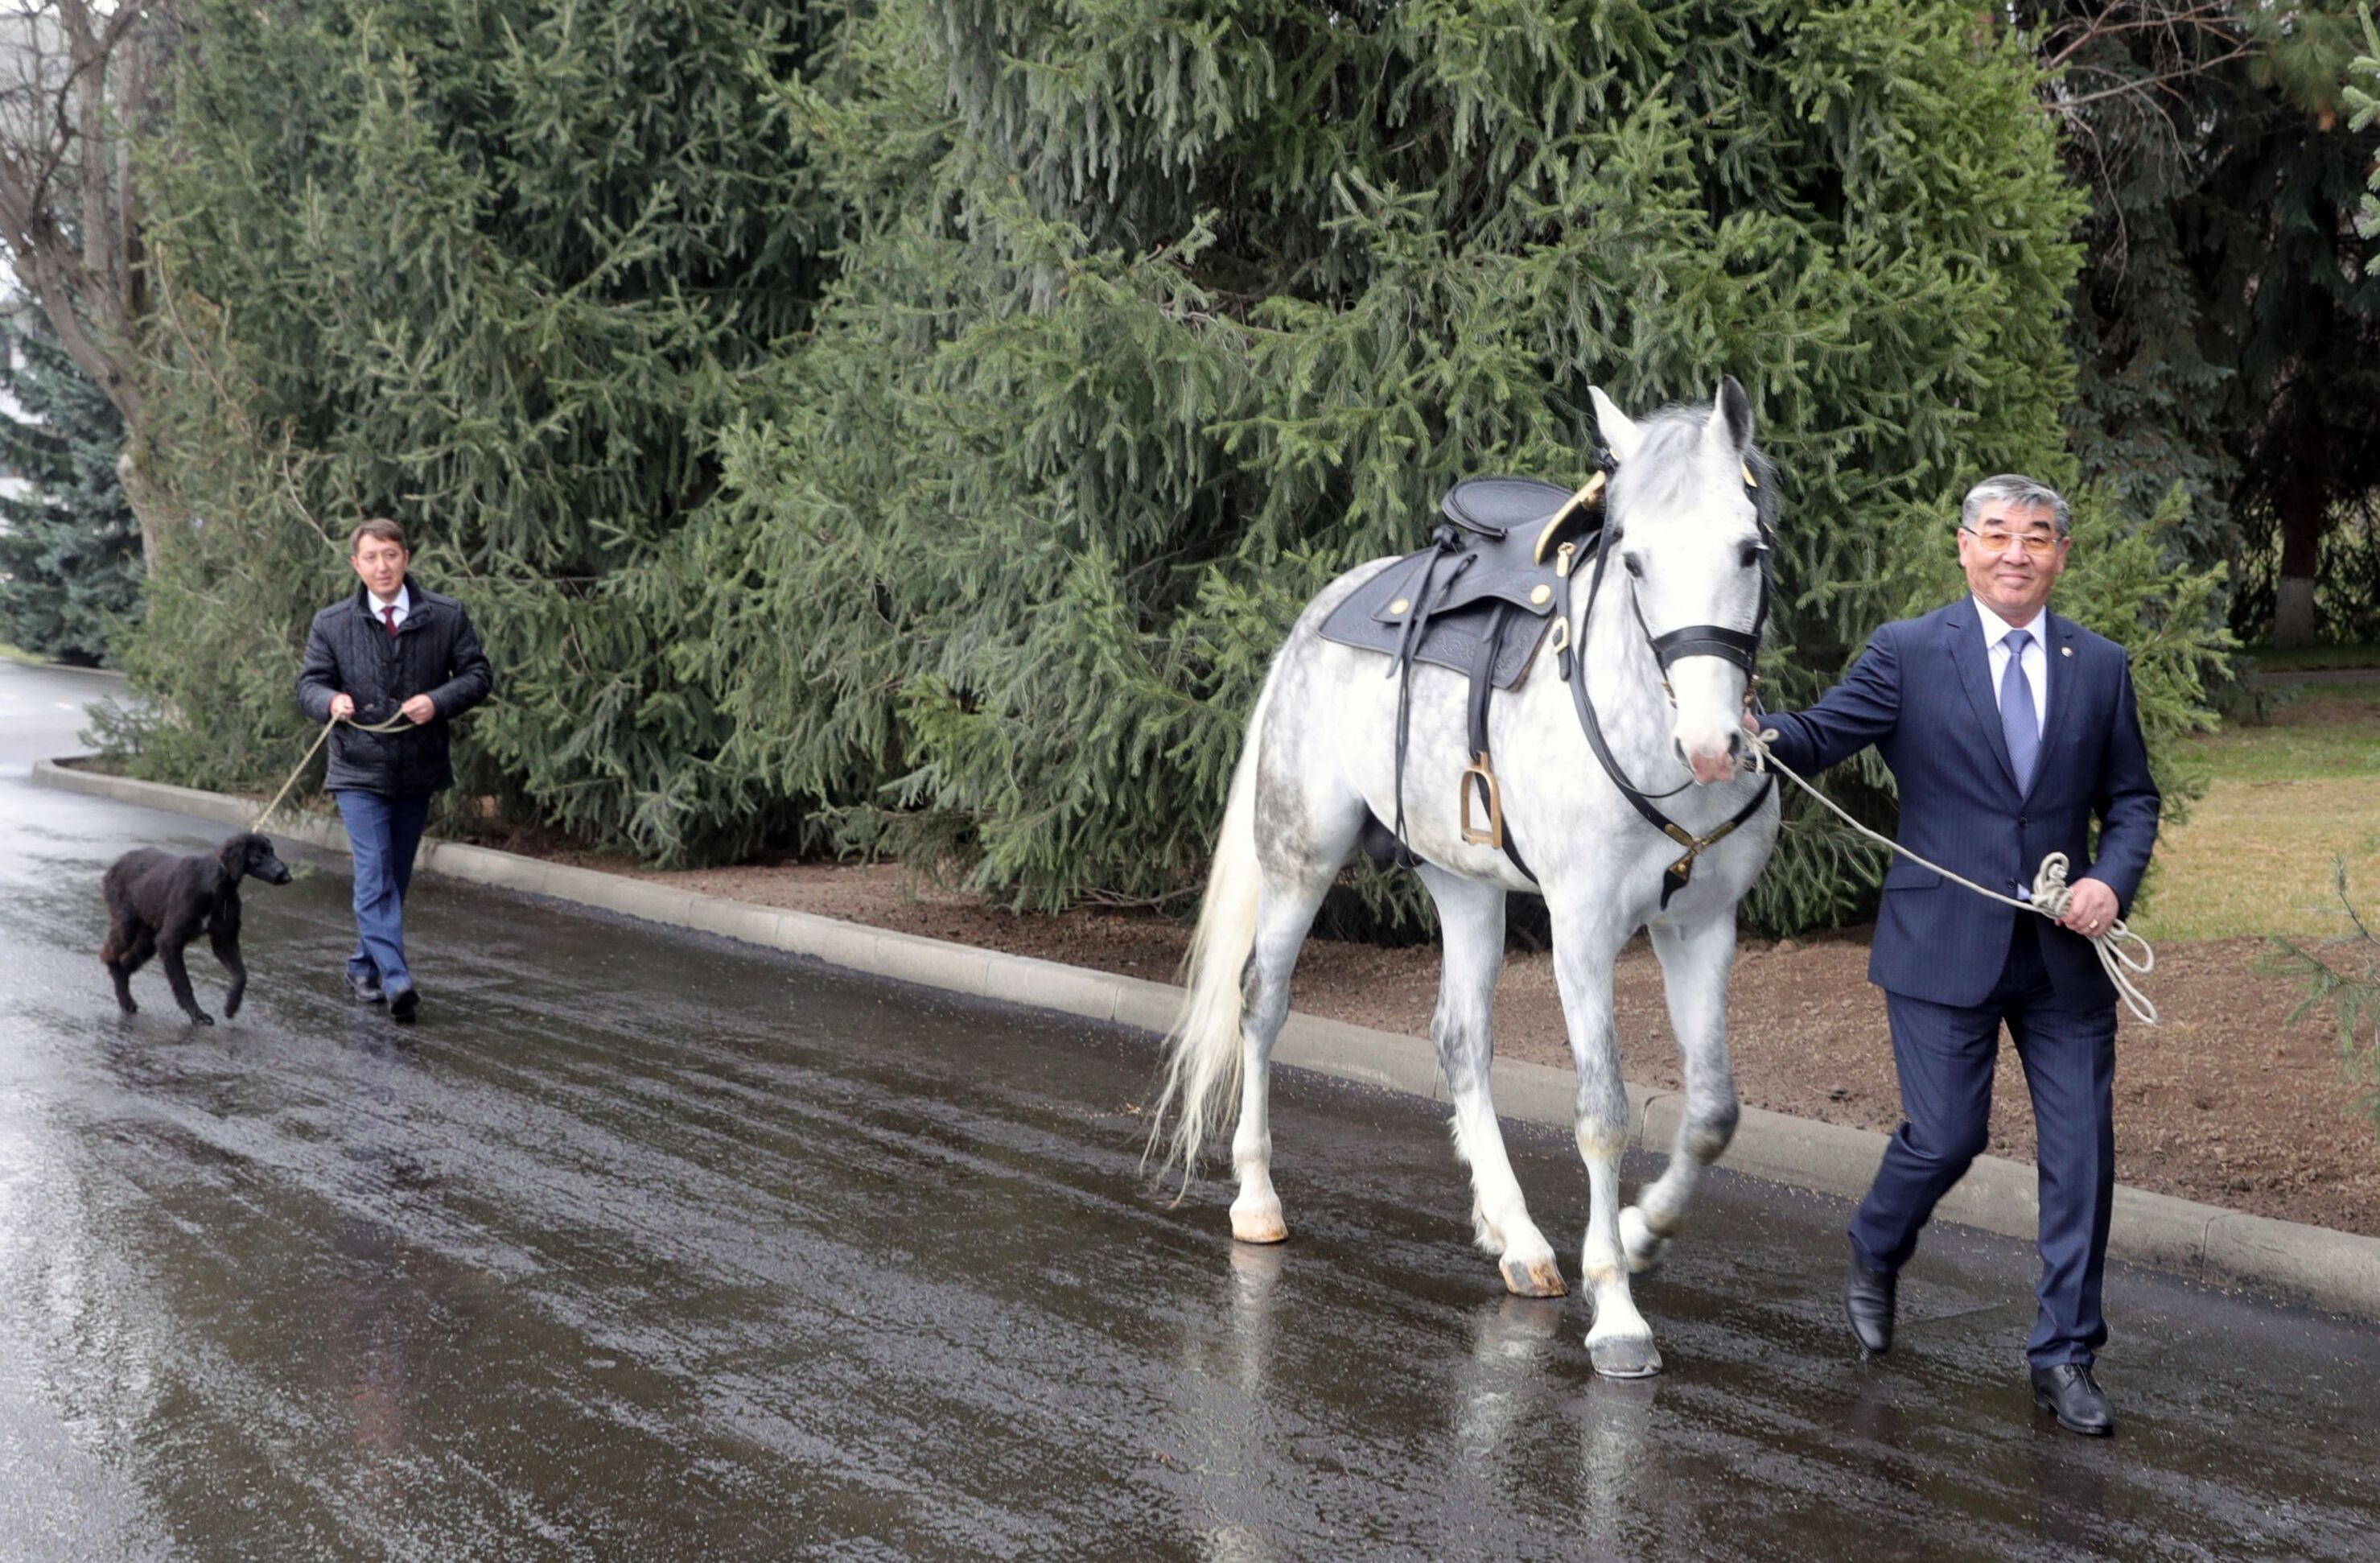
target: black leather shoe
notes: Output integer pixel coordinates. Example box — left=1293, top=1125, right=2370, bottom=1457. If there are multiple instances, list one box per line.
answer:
left=2031, top=1363, right=2114, bottom=1437
left=388, top=986, right=419, bottom=1024
left=348, top=973, right=385, bottom=1004
left=1844, top=1256, right=1897, bottom=1355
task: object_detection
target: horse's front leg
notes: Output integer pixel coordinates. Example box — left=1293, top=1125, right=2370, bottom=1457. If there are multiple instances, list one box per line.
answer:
left=1418, top=865, right=1563, bottom=1298
left=1548, top=905, right=1657, bottom=1377
left=1622, top=913, right=1742, bottom=1272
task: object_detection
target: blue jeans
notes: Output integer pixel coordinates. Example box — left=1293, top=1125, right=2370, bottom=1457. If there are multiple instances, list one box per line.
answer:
left=335, top=790, right=433, bottom=996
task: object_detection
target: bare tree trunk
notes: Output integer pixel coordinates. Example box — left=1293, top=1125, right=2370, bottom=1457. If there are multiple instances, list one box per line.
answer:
left=0, top=2, right=170, bottom=558
left=115, top=438, right=175, bottom=572
left=2273, top=435, right=2326, bottom=650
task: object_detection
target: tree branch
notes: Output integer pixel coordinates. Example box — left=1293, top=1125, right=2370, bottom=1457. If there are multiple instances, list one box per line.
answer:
left=2052, top=48, right=2260, bottom=111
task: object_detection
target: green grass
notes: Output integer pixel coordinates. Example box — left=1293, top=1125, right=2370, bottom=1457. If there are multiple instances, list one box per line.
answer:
left=2136, top=682, right=2380, bottom=941
left=2193, top=682, right=2380, bottom=783
left=2245, top=641, right=2380, bottom=672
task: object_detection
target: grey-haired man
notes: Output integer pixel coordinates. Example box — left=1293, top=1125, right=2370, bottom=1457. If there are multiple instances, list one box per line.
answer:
left=1755, top=476, right=2160, bottom=1435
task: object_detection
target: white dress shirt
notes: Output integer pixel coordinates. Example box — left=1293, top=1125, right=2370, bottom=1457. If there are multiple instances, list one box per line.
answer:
left=369, top=584, right=412, bottom=633
left=1974, top=596, right=2048, bottom=739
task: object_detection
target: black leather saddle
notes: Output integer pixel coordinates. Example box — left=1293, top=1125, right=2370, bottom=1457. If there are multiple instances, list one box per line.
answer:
left=1319, top=476, right=1603, bottom=686
left=1319, top=473, right=1609, bottom=876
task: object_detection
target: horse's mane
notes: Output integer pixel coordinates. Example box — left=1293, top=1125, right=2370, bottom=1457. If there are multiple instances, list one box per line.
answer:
left=1613, top=400, right=1781, bottom=538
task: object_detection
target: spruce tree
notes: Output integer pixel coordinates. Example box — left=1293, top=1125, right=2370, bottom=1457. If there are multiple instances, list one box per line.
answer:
left=649, top=0, right=2226, bottom=928
left=0, top=311, right=142, bottom=665
left=117, top=0, right=2235, bottom=934
left=117, top=0, right=841, bottom=843
left=2041, top=2, right=2380, bottom=647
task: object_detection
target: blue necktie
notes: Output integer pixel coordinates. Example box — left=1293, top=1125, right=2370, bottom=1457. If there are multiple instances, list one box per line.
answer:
left=2001, top=629, right=2038, bottom=793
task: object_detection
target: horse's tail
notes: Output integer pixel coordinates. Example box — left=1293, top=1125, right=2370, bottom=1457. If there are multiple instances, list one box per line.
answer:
left=1147, top=670, right=1277, bottom=1190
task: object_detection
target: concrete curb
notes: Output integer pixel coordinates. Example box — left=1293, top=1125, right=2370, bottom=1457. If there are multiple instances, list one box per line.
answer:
left=1, top=659, right=127, bottom=679
left=35, top=756, right=2380, bottom=1319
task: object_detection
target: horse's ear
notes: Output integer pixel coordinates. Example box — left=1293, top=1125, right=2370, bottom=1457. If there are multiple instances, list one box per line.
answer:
left=1707, top=375, right=1753, bottom=452
left=1588, top=386, right=1643, bottom=465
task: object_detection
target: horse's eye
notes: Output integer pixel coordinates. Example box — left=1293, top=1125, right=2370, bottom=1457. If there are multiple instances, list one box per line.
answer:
left=1739, top=541, right=1766, bottom=570
left=1622, top=553, right=1644, bottom=579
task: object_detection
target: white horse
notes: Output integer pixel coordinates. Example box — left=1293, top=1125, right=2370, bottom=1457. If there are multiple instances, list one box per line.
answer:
left=1151, top=379, right=1782, bottom=1378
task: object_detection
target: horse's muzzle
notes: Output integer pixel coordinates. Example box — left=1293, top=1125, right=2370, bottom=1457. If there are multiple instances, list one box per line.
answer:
left=1677, top=728, right=1745, bottom=786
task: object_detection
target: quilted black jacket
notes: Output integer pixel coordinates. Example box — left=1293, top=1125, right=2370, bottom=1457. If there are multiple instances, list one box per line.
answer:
left=295, top=578, right=494, bottom=795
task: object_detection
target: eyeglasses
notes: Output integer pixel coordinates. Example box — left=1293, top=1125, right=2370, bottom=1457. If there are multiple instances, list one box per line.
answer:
left=1961, top=526, right=2064, bottom=559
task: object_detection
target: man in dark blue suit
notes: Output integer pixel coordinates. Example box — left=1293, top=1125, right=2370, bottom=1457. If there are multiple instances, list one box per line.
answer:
left=1756, top=475, right=2160, bottom=1437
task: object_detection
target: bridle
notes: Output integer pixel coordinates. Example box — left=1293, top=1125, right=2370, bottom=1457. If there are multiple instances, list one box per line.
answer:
left=1627, top=540, right=1772, bottom=695
left=1557, top=450, right=1777, bottom=905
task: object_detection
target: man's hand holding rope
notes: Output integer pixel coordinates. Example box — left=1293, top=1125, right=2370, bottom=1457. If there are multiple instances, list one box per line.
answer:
left=330, top=692, right=437, bottom=727
left=2055, top=876, right=2120, bottom=942
left=253, top=701, right=425, bottom=832
left=1736, top=712, right=2157, bottom=1025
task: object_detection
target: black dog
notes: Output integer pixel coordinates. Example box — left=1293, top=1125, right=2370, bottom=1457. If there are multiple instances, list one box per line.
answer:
left=101, top=832, right=293, bottom=1025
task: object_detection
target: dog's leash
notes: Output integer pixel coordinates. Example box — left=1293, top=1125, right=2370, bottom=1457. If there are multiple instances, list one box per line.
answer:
left=1742, top=725, right=2160, bottom=1025
left=251, top=712, right=415, bottom=831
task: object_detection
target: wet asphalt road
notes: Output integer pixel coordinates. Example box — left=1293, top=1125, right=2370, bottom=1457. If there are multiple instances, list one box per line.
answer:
left=2, top=658, right=2378, bottom=1561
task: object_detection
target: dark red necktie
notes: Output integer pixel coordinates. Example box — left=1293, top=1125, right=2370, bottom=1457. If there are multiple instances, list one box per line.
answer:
left=381, top=605, right=399, bottom=639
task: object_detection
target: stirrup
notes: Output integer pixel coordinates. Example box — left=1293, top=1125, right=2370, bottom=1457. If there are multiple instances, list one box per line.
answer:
left=1460, top=753, right=1505, bottom=849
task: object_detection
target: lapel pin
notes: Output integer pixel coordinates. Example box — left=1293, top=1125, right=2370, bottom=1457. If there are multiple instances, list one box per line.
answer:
left=2061, top=646, right=2072, bottom=657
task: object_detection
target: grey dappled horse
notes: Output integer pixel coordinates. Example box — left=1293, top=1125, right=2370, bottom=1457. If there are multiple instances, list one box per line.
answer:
left=1153, top=381, right=1781, bottom=1378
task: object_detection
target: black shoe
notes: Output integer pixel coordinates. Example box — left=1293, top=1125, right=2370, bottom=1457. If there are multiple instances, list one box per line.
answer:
left=1844, top=1255, right=1897, bottom=1355
left=2031, top=1363, right=2114, bottom=1437
left=387, top=986, right=418, bottom=1024
left=348, top=973, right=385, bottom=1004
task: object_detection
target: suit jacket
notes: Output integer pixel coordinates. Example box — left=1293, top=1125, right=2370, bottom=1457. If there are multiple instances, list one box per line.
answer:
left=1761, top=599, right=2160, bottom=1008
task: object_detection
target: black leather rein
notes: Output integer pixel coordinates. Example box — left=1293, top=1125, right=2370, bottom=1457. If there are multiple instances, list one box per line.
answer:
left=1559, top=466, right=1776, bottom=908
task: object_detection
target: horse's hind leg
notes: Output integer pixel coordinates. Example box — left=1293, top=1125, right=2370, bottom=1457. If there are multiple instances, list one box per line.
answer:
left=1418, top=864, right=1563, bottom=1298
left=1229, top=850, right=1345, bottom=1243
left=1623, top=914, right=1742, bottom=1272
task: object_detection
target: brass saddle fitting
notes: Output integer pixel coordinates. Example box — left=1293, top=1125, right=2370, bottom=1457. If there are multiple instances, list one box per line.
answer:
left=1534, top=471, right=1608, bottom=564
left=1460, top=752, right=1505, bottom=850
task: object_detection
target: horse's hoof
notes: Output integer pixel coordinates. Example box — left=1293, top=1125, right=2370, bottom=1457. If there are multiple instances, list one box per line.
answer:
left=1230, top=1200, right=1287, bottom=1245
left=187, top=1012, right=214, bottom=1028
left=1619, top=1206, right=1672, bottom=1275
left=1587, top=1334, right=1663, bottom=1379
left=1500, top=1253, right=1568, bottom=1298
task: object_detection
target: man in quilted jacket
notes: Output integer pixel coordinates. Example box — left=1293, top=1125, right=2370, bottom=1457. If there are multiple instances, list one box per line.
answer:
left=296, top=519, right=493, bottom=1023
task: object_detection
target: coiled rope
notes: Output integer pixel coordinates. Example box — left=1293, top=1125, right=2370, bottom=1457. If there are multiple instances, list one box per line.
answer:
left=251, top=712, right=415, bottom=831
left=1744, top=726, right=2159, bottom=1025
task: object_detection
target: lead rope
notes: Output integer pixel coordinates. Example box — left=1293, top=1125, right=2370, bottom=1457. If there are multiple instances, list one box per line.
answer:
left=251, top=712, right=414, bottom=831
left=1742, top=726, right=2159, bottom=1025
